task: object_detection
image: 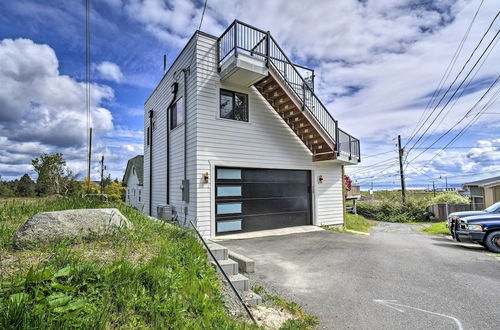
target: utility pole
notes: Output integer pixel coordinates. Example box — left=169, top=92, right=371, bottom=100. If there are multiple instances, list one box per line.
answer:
left=397, top=135, right=406, bottom=203
left=432, top=180, right=436, bottom=197
left=445, top=176, right=448, bottom=191
left=99, top=155, right=105, bottom=194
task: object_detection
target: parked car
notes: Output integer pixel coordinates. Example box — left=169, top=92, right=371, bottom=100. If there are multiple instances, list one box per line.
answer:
left=447, top=202, right=500, bottom=239
left=450, top=214, right=500, bottom=253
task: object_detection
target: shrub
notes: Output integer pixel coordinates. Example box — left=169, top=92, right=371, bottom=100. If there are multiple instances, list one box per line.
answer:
left=431, top=193, right=469, bottom=204
left=357, top=198, right=431, bottom=223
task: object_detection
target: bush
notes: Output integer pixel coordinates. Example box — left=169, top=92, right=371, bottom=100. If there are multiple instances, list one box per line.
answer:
left=431, top=193, right=469, bottom=204
left=358, top=198, right=431, bottom=223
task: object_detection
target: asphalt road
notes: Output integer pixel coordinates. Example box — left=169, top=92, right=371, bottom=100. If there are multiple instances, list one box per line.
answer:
left=222, top=222, right=500, bottom=329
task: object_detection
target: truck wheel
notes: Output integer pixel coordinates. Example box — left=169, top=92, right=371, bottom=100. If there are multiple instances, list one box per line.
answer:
left=484, top=231, right=500, bottom=253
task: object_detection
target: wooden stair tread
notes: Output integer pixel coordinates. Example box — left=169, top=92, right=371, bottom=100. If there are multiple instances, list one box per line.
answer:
left=254, top=74, right=337, bottom=162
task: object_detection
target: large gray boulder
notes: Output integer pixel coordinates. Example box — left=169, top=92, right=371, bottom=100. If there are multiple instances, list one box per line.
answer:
left=13, top=208, right=132, bottom=250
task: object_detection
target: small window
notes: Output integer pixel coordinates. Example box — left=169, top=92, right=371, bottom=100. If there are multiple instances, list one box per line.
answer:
left=132, top=167, right=135, bottom=175
left=217, top=186, right=242, bottom=197
left=220, top=89, right=248, bottom=122
left=171, top=97, right=184, bottom=129
left=217, top=202, right=242, bottom=214
left=217, top=220, right=242, bottom=233
left=138, top=190, right=141, bottom=202
left=217, top=168, right=241, bottom=180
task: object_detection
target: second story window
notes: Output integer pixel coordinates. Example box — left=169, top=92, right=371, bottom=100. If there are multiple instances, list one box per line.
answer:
left=220, top=89, right=248, bottom=122
left=171, top=97, right=184, bottom=129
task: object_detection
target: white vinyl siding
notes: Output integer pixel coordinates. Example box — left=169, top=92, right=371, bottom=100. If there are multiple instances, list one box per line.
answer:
left=125, top=171, right=144, bottom=211
left=144, top=32, right=347, bottom=238
left=194, top=34, right=345, bottom=237
left=144, top=35, right=198, bottom=220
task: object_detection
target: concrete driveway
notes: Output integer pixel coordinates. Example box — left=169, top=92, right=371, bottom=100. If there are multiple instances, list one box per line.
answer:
left=221, top=222, right=500, bottom=329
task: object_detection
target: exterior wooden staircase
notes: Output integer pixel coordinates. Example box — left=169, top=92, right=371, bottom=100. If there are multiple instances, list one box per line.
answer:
left=217, top=20, right=360, bottom=163
left=254, top=68, right=337, bottom=161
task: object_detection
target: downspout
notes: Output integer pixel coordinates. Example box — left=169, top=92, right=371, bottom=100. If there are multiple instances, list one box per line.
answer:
left=181, top=67, right=190, bottom=214
left=166, top=82, right=179, bottom=205
left=148, top=109, right=154, bottom=216
left=183, top=68, right=188, bottom=183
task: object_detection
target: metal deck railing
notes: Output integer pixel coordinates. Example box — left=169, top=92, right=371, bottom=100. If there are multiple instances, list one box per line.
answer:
left=217, top=20, right=360, bottom=161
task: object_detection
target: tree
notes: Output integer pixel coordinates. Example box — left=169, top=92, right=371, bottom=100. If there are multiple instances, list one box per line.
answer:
left=61, top=169, right=82, bottom=197
left=32, top=153, right=66, bottom=196
left=80, top=177, right=100, bottom=194
left=16, top=174, right=36, bottom=197
left=0, top=176, right=14, bottom=198
left=104, top=180, right=125, bottom=202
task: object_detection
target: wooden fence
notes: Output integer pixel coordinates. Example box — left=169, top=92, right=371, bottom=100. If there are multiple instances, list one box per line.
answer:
left=427, top=203, right=484, bottom=220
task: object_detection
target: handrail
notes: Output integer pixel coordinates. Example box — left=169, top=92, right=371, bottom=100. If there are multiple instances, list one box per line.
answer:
left=217, top=20, right=360, bottom=161
left=267, top=35, right=337, bottom=143
left=189, top=220, right=257, bottom=324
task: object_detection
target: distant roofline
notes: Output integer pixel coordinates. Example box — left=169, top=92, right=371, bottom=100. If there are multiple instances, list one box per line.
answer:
left=463, top=175, right=500, bottom=187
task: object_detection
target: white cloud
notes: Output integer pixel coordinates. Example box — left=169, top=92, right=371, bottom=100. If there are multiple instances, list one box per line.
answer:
left=96, top=61, right=124, bottom=83
left=0, top=38, right=115, bottom=147
left=0, top=38, right=140, bottom=181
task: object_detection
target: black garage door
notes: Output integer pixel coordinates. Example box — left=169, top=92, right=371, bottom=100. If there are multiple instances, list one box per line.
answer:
left=215, top=167, right=311, bottom=235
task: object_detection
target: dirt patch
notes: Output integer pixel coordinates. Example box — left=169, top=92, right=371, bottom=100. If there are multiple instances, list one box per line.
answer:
left=0, top=250, right=49, bottom=277
left=251, top=305, right=296, bottom=329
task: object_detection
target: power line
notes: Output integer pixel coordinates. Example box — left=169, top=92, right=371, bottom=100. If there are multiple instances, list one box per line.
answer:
left=406, top=76, right=500, bottom=164
left=411, top=34, right=499, bottom=151
left=362, top=150, right=396, bottom=158
left=405, top=0, right=485, bottom=148
left=405, top=13, right=499, bottom=155
left=198, top=0, right=208, bottom=30
left=411, top=145, right=500, bottom=149
left=86, top=0, right=93, bottom=190
left=421, top=85, right=500, bottom=165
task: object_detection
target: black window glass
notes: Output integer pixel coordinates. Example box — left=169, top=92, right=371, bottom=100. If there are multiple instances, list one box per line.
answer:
left=171, top=97, right=184, bottom=129
left=220, top=89, right=248, bottom=122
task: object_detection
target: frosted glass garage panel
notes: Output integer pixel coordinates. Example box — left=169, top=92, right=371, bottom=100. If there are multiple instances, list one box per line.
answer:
left=217, top=186, right=242, bottom=196
left=217, top=220, right=242, bottom=233
left=217, top=202, right=242, bottom=214
left=217, top=168, right=241, bottom=179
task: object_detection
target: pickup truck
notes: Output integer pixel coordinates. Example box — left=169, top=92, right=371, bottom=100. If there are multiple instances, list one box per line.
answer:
left=449, top=213, right=500, bottom=253
left=447, top=202, right=500, bottom=239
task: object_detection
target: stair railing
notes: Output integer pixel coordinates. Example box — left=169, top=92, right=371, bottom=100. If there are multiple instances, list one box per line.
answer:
left=217, top=20, right=360, bottom=161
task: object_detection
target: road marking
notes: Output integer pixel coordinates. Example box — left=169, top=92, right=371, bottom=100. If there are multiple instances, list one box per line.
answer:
left=374, top=299, right=463, bottom=330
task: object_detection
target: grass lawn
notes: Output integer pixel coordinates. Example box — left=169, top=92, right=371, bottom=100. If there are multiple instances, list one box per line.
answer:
left=0, top=197, right=253, bottom=329
left=420, top=222, right=450, bottom=236
left=322, top=213, right=376, bottom=235
left=345, top=213, right=377, bottom=233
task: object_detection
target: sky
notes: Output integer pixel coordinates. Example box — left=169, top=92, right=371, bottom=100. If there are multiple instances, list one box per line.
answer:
left=0, top=0, right=498, bottom=188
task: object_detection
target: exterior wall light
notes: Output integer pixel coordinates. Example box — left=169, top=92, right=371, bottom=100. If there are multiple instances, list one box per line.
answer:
left=203, top=172, right=209, bottom=183
left=318, top=175, right=324, bottom=184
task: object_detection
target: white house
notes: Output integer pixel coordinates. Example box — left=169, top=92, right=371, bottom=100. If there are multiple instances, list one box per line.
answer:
left=123, top=155, right=144, bottom=210
left=144, top=20, right=360, bottom=238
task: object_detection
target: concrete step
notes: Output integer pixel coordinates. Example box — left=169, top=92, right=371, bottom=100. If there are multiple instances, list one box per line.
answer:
left=228, top=274, right=249, bottom=292
left=242, top=291, right=262, bottom=306
left=211, top=258, right=239, bottom=276
left=207, top=241, right=228, bottom=261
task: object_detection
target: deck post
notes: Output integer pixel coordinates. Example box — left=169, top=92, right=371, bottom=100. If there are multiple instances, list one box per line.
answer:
left=265, top=31, right=270, bottom=67
left=234, top=23, right=238, bottom=58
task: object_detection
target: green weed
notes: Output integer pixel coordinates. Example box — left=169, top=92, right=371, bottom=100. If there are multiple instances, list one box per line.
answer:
left=0, top=197, right=250, bottom=329
left=420, top=222, right=450, bottom=236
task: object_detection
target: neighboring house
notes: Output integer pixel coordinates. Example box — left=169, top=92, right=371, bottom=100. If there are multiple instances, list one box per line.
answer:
left=123, top=155, right=144, bottom=210
left=144, top=20, right=360, bottom=238
left=463, top=175, right=500, bottom=209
